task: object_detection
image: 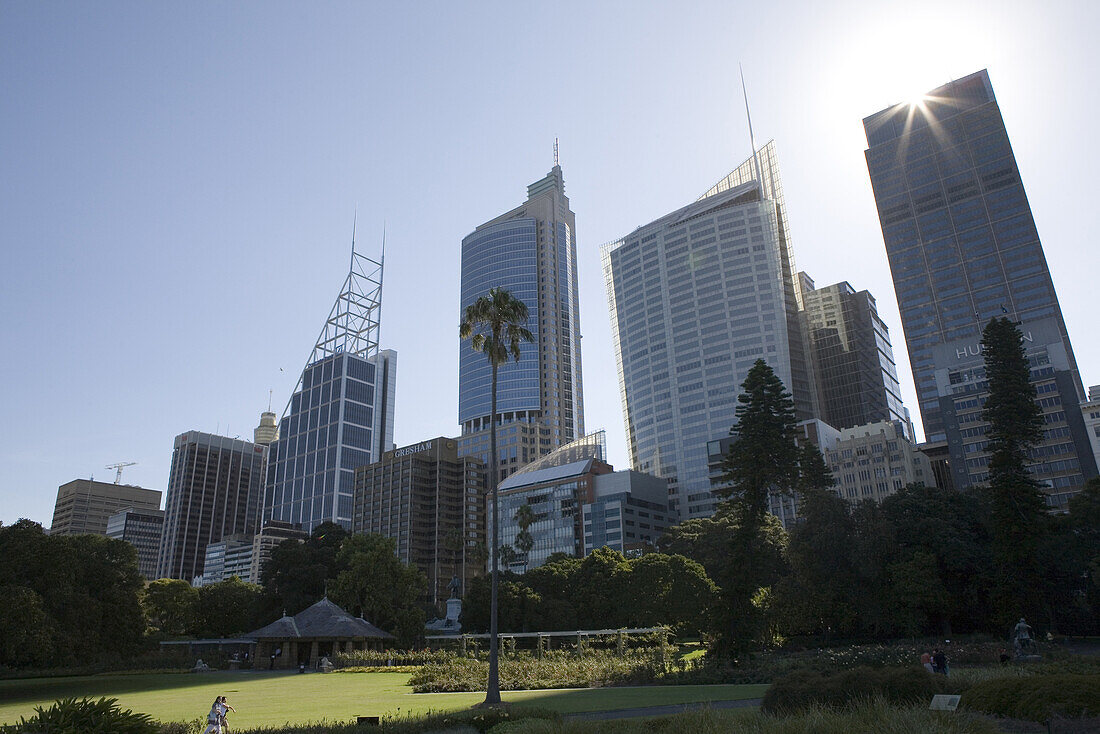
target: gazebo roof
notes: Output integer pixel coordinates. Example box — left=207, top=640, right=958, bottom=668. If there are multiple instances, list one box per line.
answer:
left=247, top=597, right=394, bottom=640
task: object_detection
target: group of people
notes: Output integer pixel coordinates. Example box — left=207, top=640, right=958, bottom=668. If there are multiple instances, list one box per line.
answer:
left=920, top=649, right=949, bottom=675
left=203, top=695, right=235, bottom=734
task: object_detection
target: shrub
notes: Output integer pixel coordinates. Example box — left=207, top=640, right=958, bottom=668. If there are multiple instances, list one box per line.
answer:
left=2, top=697, right=159, bottom=734
left=332, top=649, right=455, bottom=668
left=961, top=674, right=1100, bottom=722
left=761, top=666, right=950, bottom=714
left=408, top=650, right=668, bottom=692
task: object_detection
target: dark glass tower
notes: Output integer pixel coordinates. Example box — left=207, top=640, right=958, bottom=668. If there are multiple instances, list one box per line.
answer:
left=458, top=165, right=584, bottom=483
left=864, top=69, right=1094, bottom=504
left=799, top=274, right=908, bottom=434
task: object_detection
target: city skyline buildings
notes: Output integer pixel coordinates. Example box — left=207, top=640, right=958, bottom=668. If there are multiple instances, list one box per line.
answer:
left=5, top=4, right=1099, bottom=528
left=864, top=68, right=1096, bottom=504
left=457, top=164, right=585, bottom=484
left=264, top=245, right=398, bottom=532
left=603, top=142, right=819, bottom=521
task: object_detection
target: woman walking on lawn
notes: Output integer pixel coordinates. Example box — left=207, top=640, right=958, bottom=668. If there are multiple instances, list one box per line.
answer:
left=203, top=695, right=235, bottom=733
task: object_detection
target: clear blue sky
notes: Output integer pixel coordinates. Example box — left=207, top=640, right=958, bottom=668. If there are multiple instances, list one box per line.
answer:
left=2, top=1, right=1097, bottom=526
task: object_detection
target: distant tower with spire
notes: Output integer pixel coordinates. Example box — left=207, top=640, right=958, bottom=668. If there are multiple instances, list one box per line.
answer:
left=262, top=223, right=397, bottom=532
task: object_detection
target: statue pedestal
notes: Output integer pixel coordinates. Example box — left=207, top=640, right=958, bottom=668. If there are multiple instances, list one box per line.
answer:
left=446, top=598, right=462, bottom=624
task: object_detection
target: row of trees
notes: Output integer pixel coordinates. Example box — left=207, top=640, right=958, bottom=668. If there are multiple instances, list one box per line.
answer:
left=461, top=548, right=718, bottom=636
left=658, top=317, right=1100, bottom=652
left=0, top=518, right=434, bottom=669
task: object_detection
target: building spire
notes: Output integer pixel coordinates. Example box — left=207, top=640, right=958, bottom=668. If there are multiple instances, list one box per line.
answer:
left=740, top=63, right=764, bottom=192
left=554, top=137, right=559, bottom=167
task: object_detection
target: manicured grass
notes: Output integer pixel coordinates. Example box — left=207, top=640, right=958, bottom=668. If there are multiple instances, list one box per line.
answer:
left=0, top=671, right=766, bottom=728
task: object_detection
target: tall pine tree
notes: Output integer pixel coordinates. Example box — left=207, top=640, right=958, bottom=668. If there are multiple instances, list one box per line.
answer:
left=981, top=317, right=1048, bottom=625
left=715, top=360, right=798, bottom=653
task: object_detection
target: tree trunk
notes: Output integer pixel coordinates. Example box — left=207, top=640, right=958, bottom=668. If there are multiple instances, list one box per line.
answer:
left=485, top=360, right=501, bottom=705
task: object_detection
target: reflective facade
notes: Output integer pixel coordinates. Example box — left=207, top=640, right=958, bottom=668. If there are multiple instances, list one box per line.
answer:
left=459, top=166, right=584, bottom=483
left=864, top=69, right=1094, bottom=504
left=105, top=506, right=165, bottom=580
left=800, top=274, right=908, bottom=434
left=266, top=350, right=396, bottom=532
left=603, top=142, right=818, bottom=520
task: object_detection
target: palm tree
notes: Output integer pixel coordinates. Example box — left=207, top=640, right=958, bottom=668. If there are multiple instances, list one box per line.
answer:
left=514, top=504, right=536, bottom=573
left=459, top=286, right=534, bottom=705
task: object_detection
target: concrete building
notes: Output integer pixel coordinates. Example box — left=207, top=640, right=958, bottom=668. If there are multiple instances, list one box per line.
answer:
left=250, top=519, right=309, bottom=585
left=196, top=533, right=255, bottom=586
left=105, top=506, right=165, bottom=579
left=266, top=243, right=397, bottom=532
left=706, top=419, right=843, bottom=527
left=863, top=69, right=1095, bottom=506
left=458, top=164, right=584, bottom=484
left=352, top=437, right=486, bottom=605
left=494, top=434, right=673, bottom=570
left=1081, top=386, right=1100, bottom=478
left=157, top=431, right=266, bottom=581
left=824, top=421, right=933, bottom=505
left=50, top=479, right=161, bottom=537
left=799, top=273, right=908, bottom=435
left=603, top=141, right=818, bottom=521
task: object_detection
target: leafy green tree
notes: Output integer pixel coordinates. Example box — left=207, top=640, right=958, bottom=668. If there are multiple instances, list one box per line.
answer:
left=796, top=442, right=835, bottom=493
left=716, top=360, right=798, bottom=652
left=261, top=521, right=348, bottom=617
left=886, top=551, right=951, bottom=636
left=981, top=317, right=1048, bottom=624
left=773, top=487, right=857, bottom=638
left=658, top=513, right=737, bottom=583
left=0, top=585, right=53, bottom=667
left=459, top=286, right=534, bottom=705
left=329, top=533, right=427, bottom=647
left=195, top=576, right=263, bottom=637
left=141, top=578, right=199, bottom=637
left=880, top=483, right=994, bottom=635
left=627, top=554, right=718, bottom=636
left=571, top=547, right=632, bottom=629
left=460, top=571, right=544, bottom=633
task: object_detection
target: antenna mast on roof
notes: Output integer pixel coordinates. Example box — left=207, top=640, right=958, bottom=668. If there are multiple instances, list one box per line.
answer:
left=740, top=63, right=764, bottom=193
left=554, top=137, right=559, bottom=167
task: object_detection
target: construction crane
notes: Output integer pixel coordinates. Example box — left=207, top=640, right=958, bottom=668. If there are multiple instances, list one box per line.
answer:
left=105, top=462, right=137, bottom=484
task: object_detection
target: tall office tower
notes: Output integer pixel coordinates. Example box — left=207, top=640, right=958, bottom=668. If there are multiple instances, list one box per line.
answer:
left=352, top=436, right=486, bottom=605
left=156, top=431, right=266, bottom=581
left=864, top=69, right=1095, bottom=505
left=50, top=479, right=161, bottom=536
left=603, top=141, right=818, bottom=520
left=799, top=273, right=908, bottom=434
left=265, top=245, right=397, bottom=532
left=105, top=506, right=165, bottom=579
left=458, top=165, right=584, bottom=484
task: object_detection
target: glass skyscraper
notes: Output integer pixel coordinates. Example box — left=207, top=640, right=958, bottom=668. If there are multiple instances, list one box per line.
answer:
left=458, top=165, right=584, bottom=483
left=265, top=247, right=397, bottom=531
left=864, top=69, right=1095, bottom=504
left=799, top=273, right=908, bottom=434
left=603, top=142, right=818, bottom=520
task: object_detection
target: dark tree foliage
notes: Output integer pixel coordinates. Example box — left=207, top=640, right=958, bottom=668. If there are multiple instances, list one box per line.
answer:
left=459, top=550, right=717, bottom=635
left=261, top=521, right=347, bottom=617
left=715, top=360, right=799, bottom=652
left=980, top=317, right=1048, bottom=624
left=195, top=576, right=264, bottom=638
left=880, top=483, right=994, bottom=635
left=657, top=513, right=737, bottom=583
left=0, top=520, right=144, bottom=668
left=796, top=442, right=835, bottom=493
left=718, top=360, right=800, bottom=526
left=330, top=533, right=427, bottom=647
left=141, top=578, right=199, bottom=637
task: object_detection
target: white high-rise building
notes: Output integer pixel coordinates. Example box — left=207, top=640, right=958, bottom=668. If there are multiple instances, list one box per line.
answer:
left=603, top=142, right=817, bottom=520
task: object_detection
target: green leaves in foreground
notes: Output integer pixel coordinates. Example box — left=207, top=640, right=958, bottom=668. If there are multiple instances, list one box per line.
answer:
left=3, top=697, right=158, bottom=734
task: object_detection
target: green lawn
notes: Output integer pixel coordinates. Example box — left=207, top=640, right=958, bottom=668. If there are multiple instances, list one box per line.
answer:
left=0, top=671, right=766, bottom=728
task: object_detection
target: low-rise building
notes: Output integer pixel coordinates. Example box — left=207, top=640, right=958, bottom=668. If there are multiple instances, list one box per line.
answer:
left=196, top=534, right=255, bottom=586
left=51, top=479, right=161, bottom=537
left=825, top=420, right=932, bottom=504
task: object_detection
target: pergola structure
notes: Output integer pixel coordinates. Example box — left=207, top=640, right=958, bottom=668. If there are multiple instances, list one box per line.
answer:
left=246, top=597, right=393, bottom=669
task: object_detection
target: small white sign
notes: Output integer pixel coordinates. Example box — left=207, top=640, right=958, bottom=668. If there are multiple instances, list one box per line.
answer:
left=930, top=694, right=961, bottom=711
